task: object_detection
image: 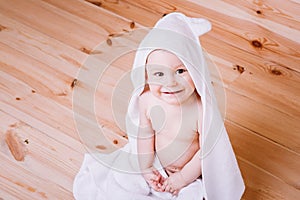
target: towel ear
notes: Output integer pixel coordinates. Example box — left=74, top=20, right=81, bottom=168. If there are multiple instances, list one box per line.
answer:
left=156, top=12, right=211, bottom=38
left=160, top=12, right=212, bottom=37
left=187, top=17, right=212, bottom=36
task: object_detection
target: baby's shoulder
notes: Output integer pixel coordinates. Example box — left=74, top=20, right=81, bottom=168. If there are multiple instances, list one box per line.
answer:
left=138, top=91, right=159, bottom=119
left=138, top=91, right=152, bottom=110
left=138, top=90, right=155, bottom=108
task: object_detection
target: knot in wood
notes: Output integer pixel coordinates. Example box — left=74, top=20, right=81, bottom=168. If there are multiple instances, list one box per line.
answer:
left=80, top=47, right=91, bottom=54
left=233, top=65, right=245, bottom=74
left=251, top=40, right=263, bottom=48
left=130, top=21, right=135, bottom=29
left=113, top=139, right=119, bottom=144
left=0, top=25, right=7, bottom=31
left=88, top=1, right=102, bottom=7
left=270, top=69, right=282, bottom=76
left=96, top=145, right=107, bottom=150
left=71, top=78, right=78, bottom=88
left=106, top=38, right=112, bottom=46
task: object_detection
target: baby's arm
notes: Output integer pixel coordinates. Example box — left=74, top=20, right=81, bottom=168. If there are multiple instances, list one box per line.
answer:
left=137, top=95, right=164, bottom=190
left=137, top=95, right=155, bottom=171
left=179, top=149, right=202, bottom=183
left=163, top=150, right=201, bottom=195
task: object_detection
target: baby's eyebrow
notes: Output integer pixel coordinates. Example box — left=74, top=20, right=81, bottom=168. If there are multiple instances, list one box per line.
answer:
left=174, top=63, right=186, bottom=69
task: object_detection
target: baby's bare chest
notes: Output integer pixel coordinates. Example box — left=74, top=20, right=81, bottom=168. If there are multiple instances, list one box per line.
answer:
left=148, top=103, right=199, bottom=140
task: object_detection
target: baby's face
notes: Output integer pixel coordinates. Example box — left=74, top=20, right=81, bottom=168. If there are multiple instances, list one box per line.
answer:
left=146, top=50, right=195, bottom=105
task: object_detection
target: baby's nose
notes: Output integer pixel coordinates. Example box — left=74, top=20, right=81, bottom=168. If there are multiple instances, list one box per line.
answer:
left=165, top=75, right=177, bottom=87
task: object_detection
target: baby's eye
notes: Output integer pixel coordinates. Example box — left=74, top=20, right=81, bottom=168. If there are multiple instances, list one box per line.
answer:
left=153, top=72, right=164, bottom=77
left=175, top=68, right=187, bottom=74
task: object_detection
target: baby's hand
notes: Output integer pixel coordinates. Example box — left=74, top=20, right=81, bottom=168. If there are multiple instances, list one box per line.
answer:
left=143, top=167, right=165, bottom=192
left=162, top=172, right=187, bottom=196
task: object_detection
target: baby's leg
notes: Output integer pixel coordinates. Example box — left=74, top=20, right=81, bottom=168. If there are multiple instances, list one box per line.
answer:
left=176, top=179, right=204, bottom=200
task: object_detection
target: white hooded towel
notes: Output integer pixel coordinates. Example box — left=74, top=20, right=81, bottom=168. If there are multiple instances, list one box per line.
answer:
left=73, top=12, right=245, bottom=200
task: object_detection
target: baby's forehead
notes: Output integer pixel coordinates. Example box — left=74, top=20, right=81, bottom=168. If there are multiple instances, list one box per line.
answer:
left=146, top=63, right=186, bottom=71
left=145, top=50, right=186, bottom=70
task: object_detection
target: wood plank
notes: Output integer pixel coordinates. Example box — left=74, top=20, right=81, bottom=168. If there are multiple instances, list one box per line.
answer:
left=86, top=0, right=161, bottom=26
left=226, top=90, right=300, bottom=153
left=202, top=24, right=300, bottom=74
left=228, top=63, right=300, bottom=118
left=0, top=5, right=142, bottom=138
left=202, top=34, right=300, bottom=119
left=186, top=0, right=300, bottom=44
left=0, top=43, right=76, bottom=110
left=0, top=12, right=86, bottom=75
left=0, top=13, right=130, bottom=130
left=226, top=120, right=300, bottom=190
left=0, top=112, right=78, bottom=199
left=0, top=112, right=82, bottom=189
left=238, top=158, right=300, bottom=200
left=222, top=0, right=300, bottom=31
left=0, top=69, right=127, bottom=153
left=0, top=37, right=128, bottom=146
left=0, top=97, right=84, bottom=158
left=0, top=57, right=117, bottom=153
left=205, top=53, right=241, bottom=87
left=0, top=13, right=127, bottom=138
left=0, top=0, right=104, bottom=51
left=0, top=61, right=77, bottom=139
left=197, top=34, right=300, bottom=126
left=43, top=0, right=136, bottom=33
left=0, top=154, right=73, bottom=200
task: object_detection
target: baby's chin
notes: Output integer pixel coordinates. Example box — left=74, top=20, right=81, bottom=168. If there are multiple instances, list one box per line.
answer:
left=158, top=93, right=192, bottom=106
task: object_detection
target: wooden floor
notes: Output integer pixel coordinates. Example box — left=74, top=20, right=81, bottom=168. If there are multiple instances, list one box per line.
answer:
left=0, top=0, right=299, bottom=199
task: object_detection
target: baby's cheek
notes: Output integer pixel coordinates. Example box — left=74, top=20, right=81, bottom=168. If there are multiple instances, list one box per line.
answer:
left=149, top=84, right=162, bottom=94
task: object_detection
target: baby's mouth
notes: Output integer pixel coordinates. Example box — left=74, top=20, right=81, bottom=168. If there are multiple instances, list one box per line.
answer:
left=162, top=90, right=183, bottom=95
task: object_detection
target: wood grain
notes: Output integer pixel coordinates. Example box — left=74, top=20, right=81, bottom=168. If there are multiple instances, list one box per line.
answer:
left=238, top=158, right=300, bottom=200
left=226, top=120, right=300, bottom=190
left=1, top=0, right=300, bottom=199
left=5, top=130, right=27, bottom=161
left=0, top=111, right=79, bottom=199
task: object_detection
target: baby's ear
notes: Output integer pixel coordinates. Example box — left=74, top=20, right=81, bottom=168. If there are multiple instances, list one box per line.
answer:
left=187, top=17, right=212, bottom=37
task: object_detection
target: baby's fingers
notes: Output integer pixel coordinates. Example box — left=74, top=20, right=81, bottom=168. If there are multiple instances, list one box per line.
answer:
left=172, top=189, right=179, bottom=196
left=149, top=181, right=159, bottom=190
left=147, top=173, right=159, bottom=182
left=164, top=184, right=173, bottom=193
left=151, top=181, right=165, bottom=192
left=152, top=168, right=160, bottom=176
left=152, top=169, right=165, bottom=182
left=162, top=182, right=178, bottom=196
left=161, top=180, right=168, bottom=191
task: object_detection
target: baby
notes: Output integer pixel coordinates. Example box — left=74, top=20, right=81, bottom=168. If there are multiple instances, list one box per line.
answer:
left=138, top=49, right=203, bottom=196
left=73, top=12, right=244, bottom=200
